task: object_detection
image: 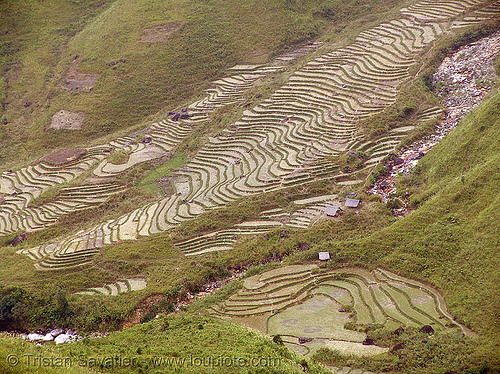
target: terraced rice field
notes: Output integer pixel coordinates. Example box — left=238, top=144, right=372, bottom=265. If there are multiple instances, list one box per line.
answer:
left=209, top=265, right=471, bottom=356
left=174, top=194, right=343, bottom=255
left=175, top=221, right=283, bottom=256
left=451, top=1, right=500, bottom=28
left=3, top=0, right=495, bottom=270
left=75, top=278, right=147, bottom=296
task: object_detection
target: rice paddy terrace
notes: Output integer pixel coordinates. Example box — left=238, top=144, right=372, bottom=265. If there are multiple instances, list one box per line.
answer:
left=74, top=278, right=147, bottom=296
left=209, top=265, right=472, bottom=357
left=2, top=0, right=500, bottom=271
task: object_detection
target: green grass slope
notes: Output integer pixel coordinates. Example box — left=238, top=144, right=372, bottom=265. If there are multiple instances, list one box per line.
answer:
left=0, top=313, right=329, bottom=374
left=308, top=89, right=500, bottom=359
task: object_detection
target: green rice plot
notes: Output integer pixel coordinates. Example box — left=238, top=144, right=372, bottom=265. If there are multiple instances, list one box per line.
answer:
left=324, top=280, right=374, bottom=325
left=265, top=279, right=315, bottom=298
left=138, top=153, right=188, bottom=193
left=230, top=313, right=271, bottom=333
left=389, top=282, right=445, bottom=325
left=258, top=264, right=318, bottom=282
left=302, top=339, right=390, bottom=358
left=283, top=341, right=310, bottom=356
left=379, top=283, right=436, bottom=326
left=370, top=284, right=416, bottom=327
left=223, top=293, right=310, bottom=316
left=267, top=294, right=365, bottom=342
left=311, top=285, right=353, bottom=306
left=347, top=277, right=386, bottom=324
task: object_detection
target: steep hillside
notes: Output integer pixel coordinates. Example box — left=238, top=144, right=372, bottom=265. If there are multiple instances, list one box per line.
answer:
left=0, top=0, right=394, bottom=168
left=0, top=0, right=499, bottom=373
left=338, top=90, right=500, bottom=338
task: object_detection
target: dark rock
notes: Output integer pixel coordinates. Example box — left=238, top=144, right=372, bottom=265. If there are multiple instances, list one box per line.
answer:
left=279, top=230, right=288, bottom=239
left=180, top=114, right=190, bottom=119
left=168, top=111, right=176, bottom=115
left=112, top=66, right=117, bottom=70
left=392, top=327, right=404, bottom=336
left=143, top=136, right=152, bottom=143
left=256, top=94, right=262, bottom=99
left=243, top=103, right=250, bottom=108
left=298, top=242, right=309, bottom=251
left=232, top=235, right=238, bottom=240
left=11, top=233, right=27, bottom=246
left=390, top=343, right=405, bottom=353
left=298, top=337, right=313, bottom=344
left=419, top=325, right=435, bottom=334
left=234, top=265, right=242, bottom=271
left=181, top=108, right=187, bottom=112
left=3, top=119, right=7, bottom=124
left=24, top=102, right=32, bottom=108
left=172, top=113, right=180, bottom=121
left=393, top=157, right=404, bottom=166
left=362, top=338, right=375, bottom=345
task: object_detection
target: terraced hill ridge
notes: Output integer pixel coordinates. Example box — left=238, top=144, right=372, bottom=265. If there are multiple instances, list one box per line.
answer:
left=209, top=265, right=472, bottom=356
left=4, top=0, right=500, bottom=270
left=75, top=278, right=147, bottom=296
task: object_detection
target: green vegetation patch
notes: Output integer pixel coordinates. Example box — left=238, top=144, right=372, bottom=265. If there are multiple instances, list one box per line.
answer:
left=106, top=149, right=131, bottom=165
left=138, top=153, right=187, bottom=186
left=0, top=314, right=330, bottom=374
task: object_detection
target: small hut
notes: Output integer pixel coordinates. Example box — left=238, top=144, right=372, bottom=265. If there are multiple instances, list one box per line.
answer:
left=325, top=205, right=341, bottom=217
left=319, top=252, right=330, bottom=261
left=344, top=198, right=360, bottom=208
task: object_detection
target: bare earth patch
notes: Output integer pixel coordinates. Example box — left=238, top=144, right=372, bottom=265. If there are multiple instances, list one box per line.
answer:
left=50, top=110, right=85, bottom=130
left=141, top=23, right=181, bottom=42
left=41, top=148, right=87, bottom=166
left=65, top=57, right=98, bottom=91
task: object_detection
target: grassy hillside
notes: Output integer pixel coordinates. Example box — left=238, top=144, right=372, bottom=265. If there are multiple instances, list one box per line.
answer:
left=0, top=1, right=499, bottom=373
left=305, top=89, right=500, bottom=370
left=0, top=0, right=400, bottom=169
left=349, top=90, right=500, bottom=338
left=0, top=313, right=330, bottom=374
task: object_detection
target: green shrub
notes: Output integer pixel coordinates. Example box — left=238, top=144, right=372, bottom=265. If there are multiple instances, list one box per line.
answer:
left=272, top=334, right=284, bottom=345
left=107, top=149, right=131, bottom=165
